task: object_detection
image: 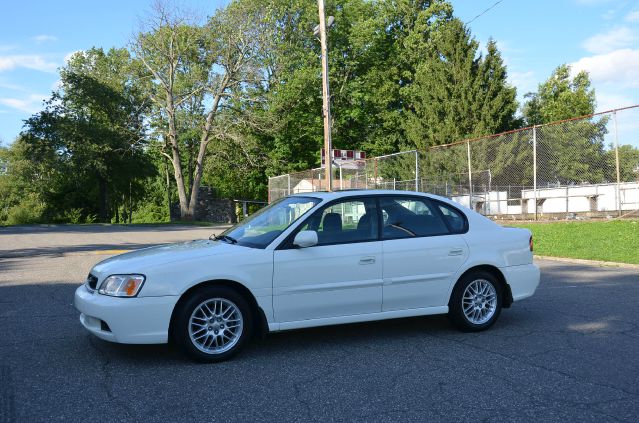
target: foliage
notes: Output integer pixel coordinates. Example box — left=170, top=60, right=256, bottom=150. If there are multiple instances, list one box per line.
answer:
left=134, top=0, right=272, bottom=219
left=405, top=21, right=518, bottom=149
left=4, top=193, right=46, bottom=225
left=2, top=0, right=628, bottom=226
left=518, top=64, right=609, bottom=185
left=18, top=48, right=154, bottom=223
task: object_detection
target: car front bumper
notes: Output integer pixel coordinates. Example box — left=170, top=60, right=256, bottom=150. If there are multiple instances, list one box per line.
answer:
left=74, top=284, right=178, bottom=344
left=501, top=263, right=540, bottom=301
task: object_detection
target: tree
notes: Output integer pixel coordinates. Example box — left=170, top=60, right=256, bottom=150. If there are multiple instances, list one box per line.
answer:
left=522, top=64, right=595, bottom=126
left=21, top=47, right=153, bottom=222
left=258, top=0, right=455, bottom=178
left=133, top=0, right=269, bottom=220
left=404, top=19, right=518, bottom=149
left=608, top=144, right=639, bottom=182
left=522, top=65, right=608, bottom=185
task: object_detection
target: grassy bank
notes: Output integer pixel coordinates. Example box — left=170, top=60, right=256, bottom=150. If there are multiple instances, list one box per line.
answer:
left=508, top=220, right=639, bottom=264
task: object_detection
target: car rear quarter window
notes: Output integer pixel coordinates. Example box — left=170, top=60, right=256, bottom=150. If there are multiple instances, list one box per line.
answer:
left=434, top=201, right=468, bottom=234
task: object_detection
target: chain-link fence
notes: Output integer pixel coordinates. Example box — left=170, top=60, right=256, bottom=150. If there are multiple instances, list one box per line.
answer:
left=268, top=105, right=639, bottom=219
left=269, top=150, right=419, bottom=201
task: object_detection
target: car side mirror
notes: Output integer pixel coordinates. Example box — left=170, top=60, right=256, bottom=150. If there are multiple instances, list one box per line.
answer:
left=293, top=230, right=318, bottom=248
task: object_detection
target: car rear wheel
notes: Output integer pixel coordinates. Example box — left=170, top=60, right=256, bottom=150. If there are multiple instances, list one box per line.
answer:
left=448, top=271, right=502, bottom=332
left=174, top=286, right=253, bottom=362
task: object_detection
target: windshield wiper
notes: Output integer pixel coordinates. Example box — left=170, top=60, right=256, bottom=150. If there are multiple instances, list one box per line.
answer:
left=211, top=234, right=238, bottom=244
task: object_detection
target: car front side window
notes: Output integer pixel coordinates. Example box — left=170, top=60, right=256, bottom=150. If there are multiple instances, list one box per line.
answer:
left=298, top=198, right=379, bottom=246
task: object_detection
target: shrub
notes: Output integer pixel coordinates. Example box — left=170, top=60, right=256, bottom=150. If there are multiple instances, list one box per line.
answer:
left=63, top=208, right=83, bottom=224
left=5, top=195, right=45, bottom=225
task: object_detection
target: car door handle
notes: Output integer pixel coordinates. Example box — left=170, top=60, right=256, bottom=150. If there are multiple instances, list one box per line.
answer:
left=359, top=257, right=376, bottom=265
left=448, top=248, right=464, bottom=256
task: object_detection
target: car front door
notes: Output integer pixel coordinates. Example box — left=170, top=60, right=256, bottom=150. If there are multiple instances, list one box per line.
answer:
left=380, top=196, right=469, bottom=311
left=272, top=197, right=383, bottom=323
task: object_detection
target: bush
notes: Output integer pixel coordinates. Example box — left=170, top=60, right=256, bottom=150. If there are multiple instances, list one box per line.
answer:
left=63, top=208, right=83, bottom=224
left=5, top=195, right=45, bottom=225
left=131, top=201, right=169, bottom=224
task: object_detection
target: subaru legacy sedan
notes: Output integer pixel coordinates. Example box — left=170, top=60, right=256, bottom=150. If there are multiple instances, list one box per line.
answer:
left=75, top=190, right=539, bottom=361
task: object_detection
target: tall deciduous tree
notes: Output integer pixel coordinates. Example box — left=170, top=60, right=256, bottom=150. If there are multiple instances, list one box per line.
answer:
left=522, top=64, right=596, bottom=126
left=521, top=64, right=608, bottom=184
left=133, top=0, right=268, bottom=220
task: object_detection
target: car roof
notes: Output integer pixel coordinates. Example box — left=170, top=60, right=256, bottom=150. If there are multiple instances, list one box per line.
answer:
left=290, top=188, right=477, bottom=213
left=290, top=189, right=431, bottom=200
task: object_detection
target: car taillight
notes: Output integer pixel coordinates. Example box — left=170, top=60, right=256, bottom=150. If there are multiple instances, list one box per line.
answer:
left=529, top=235, right=534, bottom=252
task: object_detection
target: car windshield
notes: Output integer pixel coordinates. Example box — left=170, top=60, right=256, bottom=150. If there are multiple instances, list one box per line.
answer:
left=215, top=196, right=320, bottom=249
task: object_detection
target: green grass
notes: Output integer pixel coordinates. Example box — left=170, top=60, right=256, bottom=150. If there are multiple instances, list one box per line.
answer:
left=507, top=220, right=639, bottom=264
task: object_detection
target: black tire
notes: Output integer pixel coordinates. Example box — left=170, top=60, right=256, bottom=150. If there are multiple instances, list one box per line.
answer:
left=448, top=270, right=503, bottom=332
left=173, top=285, right=253, bottom=362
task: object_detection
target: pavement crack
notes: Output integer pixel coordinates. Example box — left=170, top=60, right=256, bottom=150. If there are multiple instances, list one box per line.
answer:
left=87, top=337, right=135, bottom=420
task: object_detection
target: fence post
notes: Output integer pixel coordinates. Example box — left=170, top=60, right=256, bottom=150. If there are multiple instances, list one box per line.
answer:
left=466, top=141, right=473, bottom=210
left=415, top=150, right=419, bottom=191
left=533, top=126, right=538, bottom=221
left=287, top=174, right=291, bottom=196
left=374, top=158, right=378, bottom=189
left=613, top=111, right=622, bottom=216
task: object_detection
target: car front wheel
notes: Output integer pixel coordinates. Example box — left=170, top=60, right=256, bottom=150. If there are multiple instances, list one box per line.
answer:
left=449, top=271, right=502, bottom=332
left=174, top=286, right=252, bottom=362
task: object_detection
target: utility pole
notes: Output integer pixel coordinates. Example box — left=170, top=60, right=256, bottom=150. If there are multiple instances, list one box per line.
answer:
left=316, top=0, right=333, bottom=191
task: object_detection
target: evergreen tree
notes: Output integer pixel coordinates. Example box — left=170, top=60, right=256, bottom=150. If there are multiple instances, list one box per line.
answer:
left=404, top=19, right=518, bottom=150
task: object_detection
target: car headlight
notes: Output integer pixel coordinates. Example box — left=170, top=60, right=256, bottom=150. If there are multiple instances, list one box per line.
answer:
left=98, top=275, right=145, bottom=297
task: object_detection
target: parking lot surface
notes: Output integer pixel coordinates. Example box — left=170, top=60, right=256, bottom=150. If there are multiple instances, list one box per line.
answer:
left=1, top=225, right=638, bottom=422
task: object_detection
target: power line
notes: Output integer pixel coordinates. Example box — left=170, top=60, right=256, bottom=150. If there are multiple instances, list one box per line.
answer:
left=465, top=0, right=504, bottom=25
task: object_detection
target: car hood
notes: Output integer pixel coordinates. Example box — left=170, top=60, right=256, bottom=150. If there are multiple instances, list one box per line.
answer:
left=90, top=239, right=239, bottom=280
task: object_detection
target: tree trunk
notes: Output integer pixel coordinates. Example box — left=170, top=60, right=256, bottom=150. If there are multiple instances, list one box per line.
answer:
left=98, top=176, right=109, bottom=223
left=164, top=154, right=172, bottom=220
left=166, top=93, right=193, bottom=221
left=186, top=83, right=228, bottom=216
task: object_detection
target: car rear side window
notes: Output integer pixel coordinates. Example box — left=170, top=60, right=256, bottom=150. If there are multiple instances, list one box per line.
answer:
left=435, top=201, right=468, bottom=234
left=380, top=197, right=450, bottom=239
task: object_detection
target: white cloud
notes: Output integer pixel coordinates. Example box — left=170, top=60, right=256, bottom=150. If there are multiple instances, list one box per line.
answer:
left=32, top=35, right=58, bottom=44
left=0, top=94, right=48, bottom=114
left=571, top=48, right=639, bottom=89
left=626, top=10, right=639, bottom=22
left=0, top=81, right=28, bottom=92
left=0, top=55, right=58, bottom=73
left=509, top=70, right=537, bottom=96
left=582, top=27, right=639, bottom=54
left=594, top=91, right=636, bottom=112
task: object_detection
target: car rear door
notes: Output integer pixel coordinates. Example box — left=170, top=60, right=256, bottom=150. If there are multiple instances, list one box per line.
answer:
left=272, top=197, right=383, bottom=323
left=380, top=196, right=469, bottom=311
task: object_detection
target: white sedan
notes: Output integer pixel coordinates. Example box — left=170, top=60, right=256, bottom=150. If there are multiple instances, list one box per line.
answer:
left=75, top=190, right=539, bottom=361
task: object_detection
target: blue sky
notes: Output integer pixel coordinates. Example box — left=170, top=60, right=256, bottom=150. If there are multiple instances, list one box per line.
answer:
left=1, top=0, right=638, bottom=146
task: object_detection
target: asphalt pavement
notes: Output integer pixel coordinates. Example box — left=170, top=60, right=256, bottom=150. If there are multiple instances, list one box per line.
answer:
left=1, top=224, right=638, bottom=422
